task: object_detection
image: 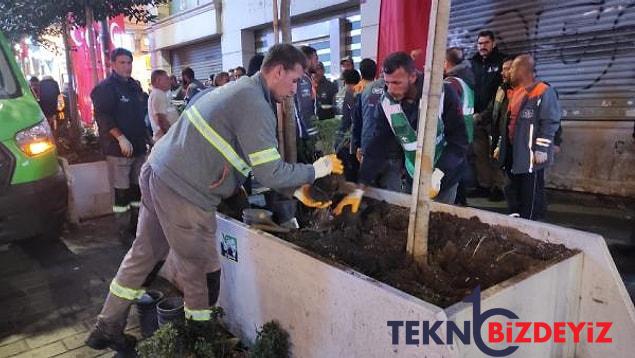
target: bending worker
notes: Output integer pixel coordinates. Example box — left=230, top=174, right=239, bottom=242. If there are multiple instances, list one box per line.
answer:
left=86, top=44, right=343, bottom=355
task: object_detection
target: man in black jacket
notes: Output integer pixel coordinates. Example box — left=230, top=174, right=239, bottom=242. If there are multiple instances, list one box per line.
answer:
left=313, top=62, right=338, bottom=120
left=470, top=30, right=507, bottom=201
left=91, top=48, right=149, bottom=243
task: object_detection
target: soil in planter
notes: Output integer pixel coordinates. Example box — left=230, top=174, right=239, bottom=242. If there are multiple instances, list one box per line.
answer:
left=283, top=199, right=577, bottom=307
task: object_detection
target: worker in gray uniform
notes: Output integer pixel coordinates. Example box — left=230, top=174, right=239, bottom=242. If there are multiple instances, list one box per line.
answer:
left=85, top=44, right=343, bottom=355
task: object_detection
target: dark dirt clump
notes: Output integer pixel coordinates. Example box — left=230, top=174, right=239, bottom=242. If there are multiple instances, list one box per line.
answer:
left=282, top=199, right=576, bottom=307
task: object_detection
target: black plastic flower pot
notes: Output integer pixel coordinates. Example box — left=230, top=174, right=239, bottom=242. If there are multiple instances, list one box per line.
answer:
left=156, top=296, right=184, bottom=327
left=136, top=290, right=164, bottom=338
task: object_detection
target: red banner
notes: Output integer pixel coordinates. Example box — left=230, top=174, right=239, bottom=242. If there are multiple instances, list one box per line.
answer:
left=69, top=15, right=125, bottom=124
left=376, top=0, right=432, bottom=72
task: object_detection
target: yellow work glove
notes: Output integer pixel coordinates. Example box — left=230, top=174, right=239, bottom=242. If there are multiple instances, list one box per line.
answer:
left=293, top=184, right=332, bottom=209
left=333, top=189, right=364, bottom=216
left=312, top=154, right=344, bottom=179
left=429, top=168, right=444, bottom=199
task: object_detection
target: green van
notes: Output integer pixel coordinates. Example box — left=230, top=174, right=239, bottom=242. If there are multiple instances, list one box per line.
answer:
left=0, top=32, right=67, bottom=242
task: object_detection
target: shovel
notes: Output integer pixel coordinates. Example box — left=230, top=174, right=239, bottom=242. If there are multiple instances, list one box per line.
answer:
left=242, top=208, right=291, bottom=234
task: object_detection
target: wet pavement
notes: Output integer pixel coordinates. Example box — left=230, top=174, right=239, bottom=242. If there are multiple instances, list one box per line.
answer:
left=0, top=217, right=132, bottom=358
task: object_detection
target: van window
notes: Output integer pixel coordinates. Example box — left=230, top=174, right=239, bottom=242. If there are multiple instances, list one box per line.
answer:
left=0, top=46, right=20, bottom=99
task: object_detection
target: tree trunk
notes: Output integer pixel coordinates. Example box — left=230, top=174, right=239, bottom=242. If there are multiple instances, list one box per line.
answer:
left=272, top=0, right=280, bottom=45
left=62, top=21, right=82, bottom=150
left=280, top=0, right=291, bottom=43
left=100, top=20, right=111, bottom=78
left=279, top=0, right=296, bottom=162
left=85, top=4, right=99, bottom=92
left=272, top=0, right=286, bottom=159
left=407, top=0, right=451, bottom=267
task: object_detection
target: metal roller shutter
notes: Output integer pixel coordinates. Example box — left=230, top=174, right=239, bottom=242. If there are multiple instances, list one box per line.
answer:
left=448, top=0, right=635, bottom=121
left=254, top=9, right=361, bottom=76
left=170, top=39, right=222, bottom=81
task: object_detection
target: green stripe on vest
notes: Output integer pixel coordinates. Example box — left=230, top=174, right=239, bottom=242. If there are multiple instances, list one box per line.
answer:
left=381, top=94, right=445, bottom=178
left=446, top=77, right=474, bottom=143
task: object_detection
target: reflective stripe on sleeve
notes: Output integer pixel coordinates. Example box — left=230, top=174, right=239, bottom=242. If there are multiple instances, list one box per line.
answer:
left=248, top=147, right=281, bottom=166
left=185, top=106, right=251, bottom=177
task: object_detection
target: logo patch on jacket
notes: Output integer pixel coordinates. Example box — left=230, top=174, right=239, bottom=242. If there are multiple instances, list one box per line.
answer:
left=119, top=95, right=130, bottom=103
left=521, top=109, right=534, bottom=119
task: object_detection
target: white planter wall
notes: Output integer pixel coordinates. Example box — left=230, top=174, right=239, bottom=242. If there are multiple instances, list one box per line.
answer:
left=65, top=160, right=112, bottom=220
left=214, top=188, right=635, bottom=357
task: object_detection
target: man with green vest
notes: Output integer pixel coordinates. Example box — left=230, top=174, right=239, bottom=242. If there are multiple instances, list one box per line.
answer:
left=86, top=44, right=343, bottom=355
left=443, top=47, right=475, bottom=205
left=334, top=52, right=468, bottom=215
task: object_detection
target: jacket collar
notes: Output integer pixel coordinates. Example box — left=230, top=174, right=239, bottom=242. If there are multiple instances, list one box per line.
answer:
left=472, top=47, right=503, bottom=64
left=253, top=72, right=274, bottom=106
left=110, top=71, right=133, bottom=84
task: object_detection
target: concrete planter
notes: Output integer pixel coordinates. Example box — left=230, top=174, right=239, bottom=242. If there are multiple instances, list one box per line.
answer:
left=62, top=160, right=112, bottom=221
left=215, top=188, right=635, bottom=357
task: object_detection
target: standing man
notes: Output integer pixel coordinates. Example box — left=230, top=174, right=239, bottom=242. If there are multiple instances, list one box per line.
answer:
left=295, top=46, right=320, bottom=163
left=91, top=48, right=149, bottom=243
left=337, top=56, right=355, bottom=89
left=335, top=52, right=468, bottom=214
left=234, top=66, right=246, bottom=80
left=334, top=69, right=361, bottom=181
left=470, top=30, right=506, bottom=201
left=485, top=56, right=514, bottom=170
left=181, top=67, right=205, bottom=102
left=86, top=44, right=343, bottom=355
left=444, top=47, right=475, bottom=206
left=312, top=62, right=338, bottom=120
left=340, top=56, right=355, bottom=73
left=29, top=76, right=40, bottom=101
left=350, top=58, right=378, bottom=162
left=353, top=58, right=377, bottom=95
left=352, top=77, right=384, bottom=165
left=148, top=70, right=180, bottom=142
left=213, top=72, right=230, bottom=87
left=39, top=76, right=61, bottom=133
left=502, top=54, right=561, bottom=220
left=355, top=52, right=467, bottom=196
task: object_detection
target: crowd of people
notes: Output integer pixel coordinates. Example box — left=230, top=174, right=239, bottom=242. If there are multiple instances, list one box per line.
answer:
left=82, top=32, right=562, bottom=355
left=84, top=30, right=564, bottom=246
left=282, top=30, right=562, bottom=222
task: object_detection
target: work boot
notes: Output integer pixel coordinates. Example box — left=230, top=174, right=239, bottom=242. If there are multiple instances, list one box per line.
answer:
left=85, top=324, right=137, bottom=356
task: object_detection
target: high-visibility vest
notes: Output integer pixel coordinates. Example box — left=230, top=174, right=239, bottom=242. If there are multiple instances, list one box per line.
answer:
left=381, top=94, right=445, bottom=178
left=445, top=76, right=475, bottom=143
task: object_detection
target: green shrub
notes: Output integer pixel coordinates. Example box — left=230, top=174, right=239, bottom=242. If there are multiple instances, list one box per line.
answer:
left=314, top=117, right=341, bottom=155
left=250, top=321, right=290, bottom=358
left=137, top=322, right=182, bottom=357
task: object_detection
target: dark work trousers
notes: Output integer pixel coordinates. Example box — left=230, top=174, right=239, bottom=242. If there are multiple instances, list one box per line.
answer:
left=505, top=168, right=546, bottom=220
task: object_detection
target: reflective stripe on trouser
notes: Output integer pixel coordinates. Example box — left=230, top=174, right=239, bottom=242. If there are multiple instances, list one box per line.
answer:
left=185, top=307, right=214, bottom=321
left=98, top=162, right=221, bottom=331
